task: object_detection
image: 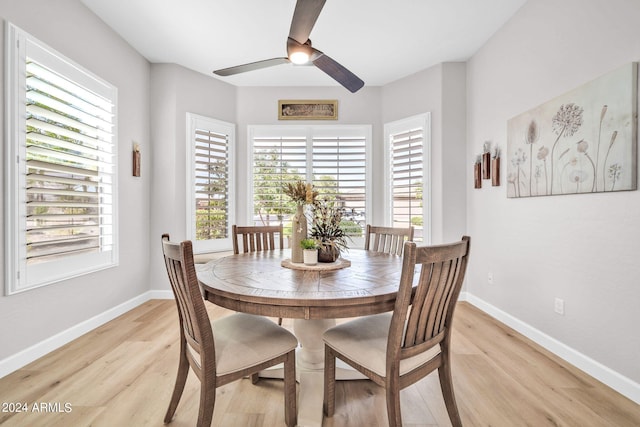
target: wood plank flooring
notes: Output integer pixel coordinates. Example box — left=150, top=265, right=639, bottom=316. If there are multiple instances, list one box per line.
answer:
left=0, top=300, right=638, bottom=426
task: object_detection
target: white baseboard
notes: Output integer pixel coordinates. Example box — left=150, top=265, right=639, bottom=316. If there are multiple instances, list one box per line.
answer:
left=462, top=292, right=640, bottom=405
left=0, top=291, right=158, bottom=379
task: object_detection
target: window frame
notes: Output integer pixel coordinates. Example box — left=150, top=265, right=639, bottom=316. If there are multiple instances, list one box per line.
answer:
left=185, top=113, right=235, bottom=253
left=246, top=125, right=372, bottom=246
left=383, top=113, right=431, bottom=244
left=5, top=23, right=119, bottom=295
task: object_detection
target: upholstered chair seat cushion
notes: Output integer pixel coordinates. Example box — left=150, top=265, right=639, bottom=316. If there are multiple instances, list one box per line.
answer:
left=213, top=313, right=298, bottom=376
left=323, top=312, right=440, bottom=377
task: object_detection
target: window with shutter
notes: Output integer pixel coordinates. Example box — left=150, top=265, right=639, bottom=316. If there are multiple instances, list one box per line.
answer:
left=384, top=114, right=430, bottom=243
left=252, top=133, right=307, bottom=231
left=186, top=114, right=234, bottom=253
left=248, top=125, right=371, bottom=243
left=312, top=132, right=367, bottom=237
left=5, top=23, right=118, bottom=294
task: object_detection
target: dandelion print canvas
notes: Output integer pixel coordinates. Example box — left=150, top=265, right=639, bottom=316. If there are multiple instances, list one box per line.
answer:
left=507, top=63, right=637, bottom=198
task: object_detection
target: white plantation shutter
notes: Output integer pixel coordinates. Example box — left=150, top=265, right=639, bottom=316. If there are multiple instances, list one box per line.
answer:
left=385, top=114, right=430, bottom=243
left=6, top=24, right=118, bottom=293
left=312, top=135, right=367, bottom=235
left=26, top=62, right=115, bottom=263
left=194, top=129, right=229, bottom=239
left=249, top=125, right=371, bottom=242
left=252, top=135, right=307, bottom=229
left=187, top=114, right=234, bottom=253
left=391, top=129, right=423, bottom=227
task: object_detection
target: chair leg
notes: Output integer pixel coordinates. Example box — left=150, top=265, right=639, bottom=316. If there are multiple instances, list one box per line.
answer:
left=283, top=350, right=297, bottom=427
left=164, top=350, right=190, bottom=423
left=196, top=376, right=216, bottom=427
left=250, top=372, right=260, bottom=384
left=323, top=345, right=336, bottom=417
left=438, top=352, right=463, bottom=427
left=385, top=378, right=402, bottom=427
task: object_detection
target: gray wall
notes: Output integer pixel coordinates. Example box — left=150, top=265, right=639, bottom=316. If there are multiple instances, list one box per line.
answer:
left=381, top=62, right=468, bottom=245
left=466, top=0, right=640, bottom=383
left=149, top=63, right=237, bottom=291
left=0, top=0, right=151, bottom=359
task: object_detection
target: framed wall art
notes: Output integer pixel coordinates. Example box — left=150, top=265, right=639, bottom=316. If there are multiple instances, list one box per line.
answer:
left=507, top=62, right=637, bottom=198
left=278, top=99, right=338, bottom=120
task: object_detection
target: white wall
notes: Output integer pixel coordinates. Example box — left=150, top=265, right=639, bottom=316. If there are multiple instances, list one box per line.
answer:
left=467, top=0, right=640, bottom=385
left=0, top=1, right=151, bottom=360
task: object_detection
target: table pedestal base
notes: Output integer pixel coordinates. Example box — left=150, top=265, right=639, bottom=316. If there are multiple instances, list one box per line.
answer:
left=293, top=318, right=334, bottom=370
left=257, top=318, right=366, bottom=427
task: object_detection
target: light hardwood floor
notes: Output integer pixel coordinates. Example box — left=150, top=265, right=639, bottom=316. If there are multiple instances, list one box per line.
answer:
left=0, top=300, right=638, bottom=426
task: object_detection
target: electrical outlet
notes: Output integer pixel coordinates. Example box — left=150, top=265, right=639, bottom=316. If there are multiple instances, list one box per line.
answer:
left=487, top=272, right=494, bottom=285
left=554, top=298, right=565, bottom=315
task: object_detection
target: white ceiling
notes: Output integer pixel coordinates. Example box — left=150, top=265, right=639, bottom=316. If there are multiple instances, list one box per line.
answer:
left=81, top=0, right=527, bottom=89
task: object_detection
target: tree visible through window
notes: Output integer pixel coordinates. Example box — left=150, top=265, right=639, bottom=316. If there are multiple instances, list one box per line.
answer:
left=252, top=136, right=306, bottom=234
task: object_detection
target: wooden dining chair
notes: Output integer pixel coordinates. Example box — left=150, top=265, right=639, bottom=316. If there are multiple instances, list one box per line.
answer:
left=232, top=224, right=286, bottom=325
left=232, top=224, right=284, bottom=254
left=161, top=234, right=297, bottom=427
left=323, top=237, right=470, bottom=427
left=364, top=224, right=415, bottom=256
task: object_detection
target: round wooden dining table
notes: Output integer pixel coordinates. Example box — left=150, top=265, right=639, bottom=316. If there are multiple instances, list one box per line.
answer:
left=197, top=248, right=411, bottom=427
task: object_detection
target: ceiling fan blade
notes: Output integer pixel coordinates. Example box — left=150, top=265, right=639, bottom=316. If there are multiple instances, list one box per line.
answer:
left=289, top=0, right=326, bottom=44
left=311, top=50, right=364, bottom=93
left=214, top=58, right=289, bottom=76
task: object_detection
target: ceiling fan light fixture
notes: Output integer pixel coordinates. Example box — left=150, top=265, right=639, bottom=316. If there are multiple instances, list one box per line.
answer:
left=288, top=37, right=313, bottom=65
left=289, top=51, right=310, bottom=64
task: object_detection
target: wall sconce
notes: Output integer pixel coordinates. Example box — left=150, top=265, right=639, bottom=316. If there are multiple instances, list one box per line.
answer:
left=133, top=142, right=141, bottom=177
left=482, top=141, right=491, bottom=180
left=475, top=142, right=501, bottom=188
left=491, top=147, right=500, bottom=186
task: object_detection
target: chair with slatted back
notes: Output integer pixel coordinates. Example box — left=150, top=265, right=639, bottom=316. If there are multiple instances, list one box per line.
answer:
left=161, top=234, right=297, bottom=427
left=323, top=237, right=470, bottom=427
left=232, top=224, right=285, bottom=326
left=364, top=224, right=415, bottom=256
left=232, top=224, right=284, bottom=254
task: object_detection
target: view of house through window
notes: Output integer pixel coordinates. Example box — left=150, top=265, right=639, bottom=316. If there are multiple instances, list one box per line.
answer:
left=385, top=114, right=430, bottom=243
left=5, top=24, right=118, bottom=294
left=249, top=126, right=371, bottom=245
left=311, top=134, right=367, bottom=238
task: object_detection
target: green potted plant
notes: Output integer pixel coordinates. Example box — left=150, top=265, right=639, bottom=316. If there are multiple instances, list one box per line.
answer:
left=310, top=200, right=350, bottom=262
left=300, top=238, right=319, bottom=265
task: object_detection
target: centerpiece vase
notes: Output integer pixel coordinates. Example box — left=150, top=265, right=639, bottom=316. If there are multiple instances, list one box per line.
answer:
left=318, top=245, right=340, bottom=263
left=291, top=204, right=307, bottom=263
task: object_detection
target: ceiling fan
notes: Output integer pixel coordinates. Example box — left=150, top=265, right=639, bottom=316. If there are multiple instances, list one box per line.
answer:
left=213, top=0, right=364, bottom=93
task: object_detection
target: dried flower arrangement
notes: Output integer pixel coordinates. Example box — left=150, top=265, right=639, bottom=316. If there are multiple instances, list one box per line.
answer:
left=282, top=180, right=318, bottom=205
